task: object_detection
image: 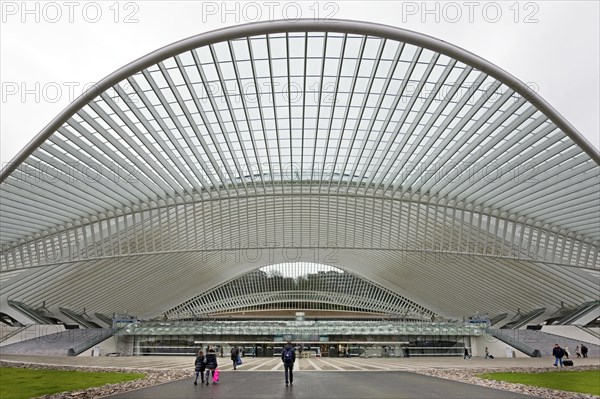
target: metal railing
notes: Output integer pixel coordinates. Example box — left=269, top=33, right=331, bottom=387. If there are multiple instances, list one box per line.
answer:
left=555, top=301, right=600, bottom=325
left=578, top=326, right=600, bottom=341
left=0, top=325, right=28, bottom=344
left=500, top=308, right=546, bottom=330
left=67, top=328, right=117, bottom=356
left=486, top=328, right=541, bottom=357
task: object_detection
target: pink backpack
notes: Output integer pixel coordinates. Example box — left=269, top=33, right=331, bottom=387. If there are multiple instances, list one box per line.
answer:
left=213, top=369, right=220, bottom=383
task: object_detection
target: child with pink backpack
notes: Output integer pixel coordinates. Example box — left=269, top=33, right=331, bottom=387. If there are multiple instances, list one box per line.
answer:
left=204, top=347, right=219, bottom=384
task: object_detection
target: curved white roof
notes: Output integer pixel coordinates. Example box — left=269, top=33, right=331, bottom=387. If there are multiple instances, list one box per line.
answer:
left=0, top=20, right=598, bottom=322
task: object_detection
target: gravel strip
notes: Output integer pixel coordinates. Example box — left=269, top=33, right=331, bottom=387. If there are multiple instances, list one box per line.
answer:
left=2, top=361, right=598, bottom=398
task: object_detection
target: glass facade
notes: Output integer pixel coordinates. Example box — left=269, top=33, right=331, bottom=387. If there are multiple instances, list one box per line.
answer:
left=124, top=320, right=482, bottom=357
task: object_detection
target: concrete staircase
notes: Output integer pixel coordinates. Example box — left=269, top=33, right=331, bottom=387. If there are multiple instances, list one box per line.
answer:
left=0, top=328, right=114, bottom=356
left=494, top=328, right=600, bottom=357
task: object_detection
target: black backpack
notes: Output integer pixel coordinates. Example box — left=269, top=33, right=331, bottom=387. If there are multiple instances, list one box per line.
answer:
left=283, top=347, right=293, bottom=363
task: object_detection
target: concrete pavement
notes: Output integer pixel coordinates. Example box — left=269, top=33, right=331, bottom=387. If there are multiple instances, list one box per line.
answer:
left=105, top=370, right=541, bottom=399
left=1, top=354, right=598, bottom=371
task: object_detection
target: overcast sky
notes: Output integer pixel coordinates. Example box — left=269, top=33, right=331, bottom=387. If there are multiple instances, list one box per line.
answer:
left=1, top=0, right=598, bottom=167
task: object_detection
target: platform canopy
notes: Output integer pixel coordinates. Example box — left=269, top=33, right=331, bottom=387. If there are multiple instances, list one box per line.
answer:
left=0, top=20, right=598, bottom=324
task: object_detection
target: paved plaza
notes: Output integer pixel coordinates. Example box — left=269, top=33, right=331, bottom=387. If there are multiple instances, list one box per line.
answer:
left=2, top=353, right=599, bottom=371
left=106, top=370, right=539, bottom=399
left=2, top=354, right=599, bottom=398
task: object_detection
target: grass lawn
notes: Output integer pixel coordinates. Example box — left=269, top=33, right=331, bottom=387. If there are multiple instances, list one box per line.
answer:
left=478, top=369, right=600, bottom=396
left=0, top=367, right=145, bottom=399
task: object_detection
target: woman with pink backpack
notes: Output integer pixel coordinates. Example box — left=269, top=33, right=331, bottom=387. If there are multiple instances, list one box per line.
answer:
left=204, top=346, right=219, bottom=384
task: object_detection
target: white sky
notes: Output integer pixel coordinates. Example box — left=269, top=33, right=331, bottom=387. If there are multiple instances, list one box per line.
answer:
left=1, top=0, right=599, bottom=167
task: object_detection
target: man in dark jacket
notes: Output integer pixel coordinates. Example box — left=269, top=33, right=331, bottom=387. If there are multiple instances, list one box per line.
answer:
left=194, top=350, right=206, bottom=385
left=205, top=346, right=219, bottom=384
left=231, top=346, right=240, bottom=370
left=581, top=344, right=588, bottom=358
left=552, top=344, right=564, bottom=367
left=281, top=341, right=296, bottom=386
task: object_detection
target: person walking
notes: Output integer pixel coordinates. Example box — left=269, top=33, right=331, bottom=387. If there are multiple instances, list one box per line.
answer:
left=564, top=346, right=570, bottom=359
left=205, top=346, right=219, bottom=384
left=575, top=345, right=581, bottom=358
left=193, top=350, right=206, bottom=385
left=231, top=345, right=240, bottom=370
left=463, top=347, right=471, bottom=359
left=552, top=344, right=565, bottom=367
left=581, top=344, right=588, bottom=358
left=484, top=347, right=490, bottom=359
left=281, top=340, right=296, bottom=386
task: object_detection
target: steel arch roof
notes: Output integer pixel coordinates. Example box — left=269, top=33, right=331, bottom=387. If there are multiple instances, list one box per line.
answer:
left=165, top=262, right=436, bottom=319
left=0, top=20, right=598, bottom=322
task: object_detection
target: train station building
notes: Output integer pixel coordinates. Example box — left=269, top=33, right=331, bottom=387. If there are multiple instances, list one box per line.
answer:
left=1, top=20, right=598, bottom=359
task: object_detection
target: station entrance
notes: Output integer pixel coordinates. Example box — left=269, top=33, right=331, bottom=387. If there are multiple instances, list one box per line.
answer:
left=134, top=339, right=467, bottom=358
left=122, top=319, right=483, bottom=358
